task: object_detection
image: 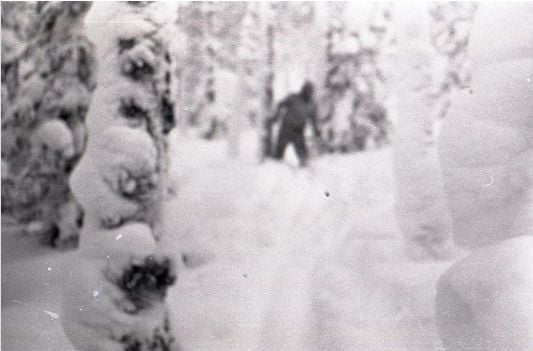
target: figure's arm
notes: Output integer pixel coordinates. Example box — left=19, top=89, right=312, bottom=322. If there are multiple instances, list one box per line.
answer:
left=268, top=98, right=289, bottom=125
left=308, top=102, right=321, bottom=137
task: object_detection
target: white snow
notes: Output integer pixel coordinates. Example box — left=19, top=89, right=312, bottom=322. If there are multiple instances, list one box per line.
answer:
left=467, top=3, right=533, bottom=71
left=436, top=236, right=533, bottom=351
left=31, top=119, right=75, bottom=158
left=1, top=29, right=27, bottom=63
left=3, top=130, right=455, bottom=351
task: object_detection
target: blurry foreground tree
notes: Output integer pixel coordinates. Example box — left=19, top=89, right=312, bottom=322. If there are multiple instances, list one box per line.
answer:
left=436, top=4, right=533, bottom=349
left=1, top=2, right=95, bottom=247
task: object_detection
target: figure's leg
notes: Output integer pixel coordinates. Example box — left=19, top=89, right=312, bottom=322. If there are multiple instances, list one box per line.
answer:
left=274, top=126, right=290, bottom=160
left=293, top=130, right=308, bottom=167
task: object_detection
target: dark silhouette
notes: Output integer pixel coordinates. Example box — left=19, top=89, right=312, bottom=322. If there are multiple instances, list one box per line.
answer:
left=269, top=81, right=321, bottom=167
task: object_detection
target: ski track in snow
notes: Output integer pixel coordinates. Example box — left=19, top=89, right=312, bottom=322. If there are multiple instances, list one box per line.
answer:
left=2, top=131, right=455, bottom=351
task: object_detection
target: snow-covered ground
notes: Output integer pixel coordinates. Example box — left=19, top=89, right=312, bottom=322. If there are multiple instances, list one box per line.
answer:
left=2, top=130, right=456, bottom=351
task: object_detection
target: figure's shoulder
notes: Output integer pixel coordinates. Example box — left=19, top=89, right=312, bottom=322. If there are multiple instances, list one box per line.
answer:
left=279, top=94, right=297, bottom=106
left=287, top=94, right=299, bottom=102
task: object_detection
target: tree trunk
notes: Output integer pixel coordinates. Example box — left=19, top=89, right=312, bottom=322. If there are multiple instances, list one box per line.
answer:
left=388, top=3, right=455, bottom=260
left=260, top=19, right=276, bottom=159
left=61, top=3, right=179, bottom=350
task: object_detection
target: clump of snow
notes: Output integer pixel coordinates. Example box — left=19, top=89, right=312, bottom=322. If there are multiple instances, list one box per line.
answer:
left=94, top=127, right=158, bottom=175
left=70, top=153, right=142, bottom=232
left=1, top=29, right=27, bottom=63
left=31, top=119, right=75, bottom=159
left=61, top=251, right=169, bottom=351
left=78, top=222, right=156, bottom=261
left=69, top=127, right=160, bottom=234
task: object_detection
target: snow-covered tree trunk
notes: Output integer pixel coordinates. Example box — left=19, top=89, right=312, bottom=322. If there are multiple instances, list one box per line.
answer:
left=175, top=2, right=208, bottom=128
left=225, top=70, right=246, bottom=158
left=388, top=3, right=455, bottom=260
left=201, top=1, right=217, bottom=139
left=322, top=3, right=392, bottom=154
left=61, top=3, right=179, bottom=350
left=272, top=2, right=324, bottom=101
left=1, top=2, right=95, bottom=247
left=256, top=2, right=276, bottom=159
left=225, top=2, right=266, bottom=158
left=239, top=3, right=267, bottom=125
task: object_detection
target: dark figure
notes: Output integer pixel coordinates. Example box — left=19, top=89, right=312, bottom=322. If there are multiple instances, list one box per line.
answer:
left=270, top=81, right=320, bottom=167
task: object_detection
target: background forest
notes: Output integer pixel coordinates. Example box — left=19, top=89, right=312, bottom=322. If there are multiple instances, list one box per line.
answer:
left=2, top=2, right=476, bottom=246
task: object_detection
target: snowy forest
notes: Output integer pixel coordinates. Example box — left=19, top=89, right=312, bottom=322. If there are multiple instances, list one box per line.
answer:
left=1, top=2, right=532, bottom=351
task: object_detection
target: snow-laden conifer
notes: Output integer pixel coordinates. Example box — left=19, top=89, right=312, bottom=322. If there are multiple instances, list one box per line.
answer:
left=1, top=2, right=95, bottom=247
left=61, top=3, right=179, bottom=350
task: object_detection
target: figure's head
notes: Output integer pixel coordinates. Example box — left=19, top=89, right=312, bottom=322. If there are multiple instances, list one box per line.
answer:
left=300, top=81, right=314, bottom=102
